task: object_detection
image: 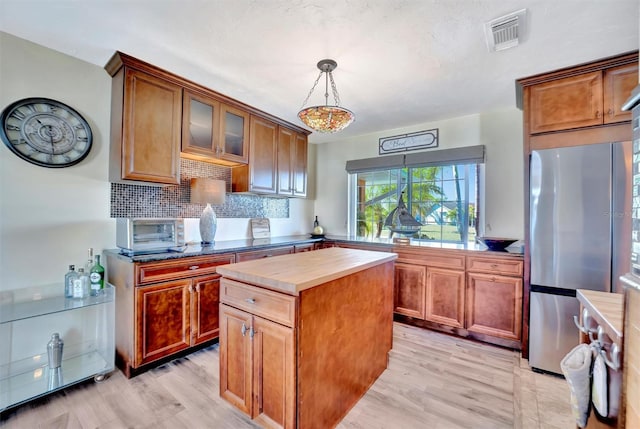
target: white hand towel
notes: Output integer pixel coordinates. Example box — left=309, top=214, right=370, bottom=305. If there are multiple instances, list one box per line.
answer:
left=560, top=343, right=592, bottom=428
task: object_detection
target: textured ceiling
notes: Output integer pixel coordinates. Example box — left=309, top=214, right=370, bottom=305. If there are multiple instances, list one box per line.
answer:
left=0, top=1, right=638, bottom=144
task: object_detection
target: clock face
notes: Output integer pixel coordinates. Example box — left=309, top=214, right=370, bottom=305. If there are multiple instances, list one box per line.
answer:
left=0, top=97, right=93, bottom=168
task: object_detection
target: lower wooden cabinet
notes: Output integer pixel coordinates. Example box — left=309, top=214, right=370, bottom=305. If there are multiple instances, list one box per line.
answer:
left=426, top=267, right=465, bottom=328
left=219, top=304, right=295, bottom=428
left=393, top=248, right=465, bottom=330
left=106, top=252, right=234, bottom=377
left=391, top=246, right=524, bottom=349
left=465, top=255, right=524, bottom=344
left=466, top=272, right=523, bottom=341
left=394, top=262, right=426, bottom=319
left=135, top=273, right=224, bottom=366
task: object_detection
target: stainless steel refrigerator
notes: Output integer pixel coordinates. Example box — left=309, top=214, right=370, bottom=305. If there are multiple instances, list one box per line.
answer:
left=528, top=141, right=631, bottom=375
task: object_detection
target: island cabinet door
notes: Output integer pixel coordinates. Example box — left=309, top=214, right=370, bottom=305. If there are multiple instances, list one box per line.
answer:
left=465, top=273, right=523, bottom=341
left=135, top=279, right=191, bottom=366
left=251, top=316, right=295, bottom=429
left=394, top=262, right=426, bottom=319
left=191, top=274, right=221, bottom=346
left=219, top=304, right=253, bottom=416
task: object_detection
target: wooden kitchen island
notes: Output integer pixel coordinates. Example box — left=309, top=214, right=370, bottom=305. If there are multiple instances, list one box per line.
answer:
left=216, top=247, right=397, bottom=429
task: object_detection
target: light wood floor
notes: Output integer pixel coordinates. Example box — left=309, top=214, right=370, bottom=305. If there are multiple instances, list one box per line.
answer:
left=1, top=323, right=574, bottom=429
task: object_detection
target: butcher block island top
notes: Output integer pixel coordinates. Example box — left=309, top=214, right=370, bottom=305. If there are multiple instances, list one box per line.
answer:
left=217, top=247, right=397, bottom=429
left=216, top=246, right=398, bottom=295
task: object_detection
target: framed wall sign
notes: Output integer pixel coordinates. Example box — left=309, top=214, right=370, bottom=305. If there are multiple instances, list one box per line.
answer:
left=379, top=129, right=439, bottom=155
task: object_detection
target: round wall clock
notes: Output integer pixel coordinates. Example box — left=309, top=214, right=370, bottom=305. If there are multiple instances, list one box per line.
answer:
left=0, top=97, right=93, bottom=168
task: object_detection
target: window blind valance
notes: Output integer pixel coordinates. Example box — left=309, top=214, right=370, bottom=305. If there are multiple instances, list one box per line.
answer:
left=345, top=145, right=485, bottom=173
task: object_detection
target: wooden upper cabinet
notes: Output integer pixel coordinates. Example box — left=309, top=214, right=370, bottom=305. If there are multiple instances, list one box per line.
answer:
left=182, top=90, right=249, bottom=165
left=529, top=71, right=603, bottom=133
left=249, top=116, right=278, bottom=194
left=182, top=90, right=221, bottom=159
left=117, top=68, right=182, bottom=184
left=220, top=104, right=250, bottom=164
left=277, top=127, right=308, bottom=197
left=293, top=132, right=308, bottom=197
left=232, top=116, right=278, bottom=194
left=521, top=52, right=639, bottom=135
left=277, top=127, right=295, bottom=195
left=603, top=63, right=638, bottom=124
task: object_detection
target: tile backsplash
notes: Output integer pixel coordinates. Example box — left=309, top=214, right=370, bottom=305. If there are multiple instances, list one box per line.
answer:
left=110, top=158, right=289, bottom=218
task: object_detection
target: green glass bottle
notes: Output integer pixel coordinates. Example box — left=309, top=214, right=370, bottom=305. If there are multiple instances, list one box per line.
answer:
left=89, top=254, right=105, bottom=296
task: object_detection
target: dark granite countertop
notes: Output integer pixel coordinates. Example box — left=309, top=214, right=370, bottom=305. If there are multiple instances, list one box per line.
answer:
left=104, top=235, right=323, bottom=263
left=105, top=234, right=523, bottom=263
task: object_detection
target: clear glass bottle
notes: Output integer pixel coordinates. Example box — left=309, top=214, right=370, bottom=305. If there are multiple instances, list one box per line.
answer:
left=90, top=255, right=105, bottom=296
left=64, top=265, right=77, bottom=298
left=73, top=268, right=90, bottom=299
left=84, top=247, right=94, bottom=273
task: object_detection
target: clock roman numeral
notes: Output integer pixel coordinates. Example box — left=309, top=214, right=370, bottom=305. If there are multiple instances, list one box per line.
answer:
left=10, top=110, right=26, bottom=120
left=76, top=136, right=88, bottom=142
left=6, top=124, right=21, bottom=131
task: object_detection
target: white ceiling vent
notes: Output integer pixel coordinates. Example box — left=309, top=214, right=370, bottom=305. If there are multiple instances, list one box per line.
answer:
left=484, top=9, right=527, bottom=52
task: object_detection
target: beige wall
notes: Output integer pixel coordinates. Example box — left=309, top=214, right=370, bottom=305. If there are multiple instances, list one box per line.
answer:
left=314, top=109, right=525, bottom=239
left=0, top=32, right=314, bottom=290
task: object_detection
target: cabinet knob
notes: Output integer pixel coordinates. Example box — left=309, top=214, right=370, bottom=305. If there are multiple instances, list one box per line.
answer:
left=490, top=264, right=498, bottom=268
left=241, top=323, right=247, bottom=336
left=595, top=110, right=601, bottom=119
left=195, top=284, right=200, bottom=293
left=490, top=276, right=496, bottom=282
left=189, top=265, right=200, bottom=270
left=188, top=285, right=194, bottom=293
left=245, top=298, right=256, bottom=304
left=608, top=108, right=614, bottom=117
left=249, top=327, right=255, bottom=339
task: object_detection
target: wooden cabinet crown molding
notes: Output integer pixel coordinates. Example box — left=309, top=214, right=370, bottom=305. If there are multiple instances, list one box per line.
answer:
left=105, top=51, right=310, bottom=135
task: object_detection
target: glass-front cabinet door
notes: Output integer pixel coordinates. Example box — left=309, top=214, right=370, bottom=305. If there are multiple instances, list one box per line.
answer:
left=182, top=90, right=220, bottom=158
left=220, top=104, right=250, bottom=164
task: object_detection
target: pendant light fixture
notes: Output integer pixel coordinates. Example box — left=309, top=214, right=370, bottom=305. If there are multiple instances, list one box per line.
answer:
left=298, top=59, right=355, bottom=133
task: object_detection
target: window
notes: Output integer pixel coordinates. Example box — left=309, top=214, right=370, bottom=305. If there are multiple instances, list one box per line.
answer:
left=346, top=146, right=483, bottom=246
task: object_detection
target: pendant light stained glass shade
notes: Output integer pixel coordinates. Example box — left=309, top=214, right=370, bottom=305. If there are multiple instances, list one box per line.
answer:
left=298, top=105, right=354, bottom=133
left=298, top=59, right=355, bottom=133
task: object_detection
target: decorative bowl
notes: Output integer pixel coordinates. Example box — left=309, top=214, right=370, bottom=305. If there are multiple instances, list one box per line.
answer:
left=476, top=237, right=518, bottom=252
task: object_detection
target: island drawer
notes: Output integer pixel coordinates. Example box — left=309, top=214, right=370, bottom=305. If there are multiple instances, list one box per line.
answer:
left=220, top=278, right=296, bottom=327
left=466, top=256, right=523, bottom=276
left=136, top=253, right=235, bottom=285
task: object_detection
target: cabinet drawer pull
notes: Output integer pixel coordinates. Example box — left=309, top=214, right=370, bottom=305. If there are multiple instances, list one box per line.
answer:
left=490, top=264, right=499, bottom=268
left=241, top=323, right=247, bottom=336
left=189, top=265, right=200, bottom=270
left=249, top=327, right=255, bottom=339
left=246, top=298, right=256, bottom=304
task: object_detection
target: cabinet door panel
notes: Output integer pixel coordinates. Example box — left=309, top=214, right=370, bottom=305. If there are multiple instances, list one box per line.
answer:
left=192, top=274, right=221, bottom=345
left=123, top=69, right=181, bottom=184
left=293, top=133, right=308, bottom=197
left=220, top=105, right=250, bottom=164
left=426, top=267, right=465, bottom=328
left=466, top=273, right=522, bottom=340
left=604, top=63, right=638, bottom=124
left=529, top=71, right=603, bottom=133
left=219, top=304, right=252, bottom=415
left=394, top=262, right=426, bottom=319
left=135, top=280, right=190, bottom=366
left=277, top=127, right=294, bottom=195
left=182, top=90, right=220, bottom=157
left=252, top=316, right=295, bottom=429
left=249, top=116, right=278, bottom=193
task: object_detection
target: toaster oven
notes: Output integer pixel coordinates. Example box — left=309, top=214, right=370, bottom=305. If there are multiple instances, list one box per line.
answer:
left=116, top=218, right=185, bottom=255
